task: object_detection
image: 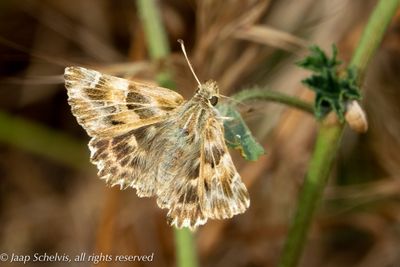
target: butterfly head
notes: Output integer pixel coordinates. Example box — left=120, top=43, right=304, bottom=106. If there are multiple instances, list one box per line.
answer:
left=196, top=80, right=219, bottom=106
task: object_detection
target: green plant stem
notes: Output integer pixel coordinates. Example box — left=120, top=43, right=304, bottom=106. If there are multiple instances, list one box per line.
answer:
left=350, top=0, right=400, bottom=81
left=278, top=1, right=400, bottom=267
left=174, top=228, right=199, bottom=267
left=136, top=0, right=169, bottom=59
left=0, top=111, right=88, bottom=170
left=136, top=0, right=175, bottom=89
left=233, top=88, right=314, bottom=114
left=137, top=1, right=198, bottom=267
left=278, top=125, right=343, bottom=267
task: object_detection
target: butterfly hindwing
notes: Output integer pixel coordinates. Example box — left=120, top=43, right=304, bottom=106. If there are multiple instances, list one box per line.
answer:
left=88, top=123, right=162, bottom=195
left=152, top=107, right=208, bottom=229
left=156, top=113, right=250, bottom=229
left=200, top=118, right=250, bottom=219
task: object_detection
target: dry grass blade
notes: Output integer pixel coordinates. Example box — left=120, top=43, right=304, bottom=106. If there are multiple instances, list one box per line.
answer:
left=234, top=25, right=309, bottom=53
left=218, top=45, right=261, bottom=91
left=219, top=0, right=272, bottom=40
left=325, top=178, right=400, bottom=200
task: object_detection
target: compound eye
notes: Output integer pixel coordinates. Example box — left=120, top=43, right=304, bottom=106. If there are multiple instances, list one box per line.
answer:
left=209, top=96, right=218, bottom=106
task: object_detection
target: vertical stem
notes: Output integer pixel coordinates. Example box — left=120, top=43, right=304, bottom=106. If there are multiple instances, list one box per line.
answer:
left=136, top=0, right=175, bottom=89
left=174, top=229, right=200, bottom=267
left=136, top=1, right=199, bottom=267
left=278, top=125, right=343, bottom=267
left=277, top=1, right=400, bottom=267
left=136, top=0, right=169, bottom=59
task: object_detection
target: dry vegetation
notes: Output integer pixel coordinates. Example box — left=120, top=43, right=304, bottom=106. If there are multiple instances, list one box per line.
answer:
left=1, top=0, right=400, bottom=267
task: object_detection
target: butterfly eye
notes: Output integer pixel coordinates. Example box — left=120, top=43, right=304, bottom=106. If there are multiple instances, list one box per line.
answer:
left=209, top=96, right=218, bottom=106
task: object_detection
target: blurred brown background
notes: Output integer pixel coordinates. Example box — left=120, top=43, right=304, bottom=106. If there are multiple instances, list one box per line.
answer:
left=1, top=0, right=400, bottom=266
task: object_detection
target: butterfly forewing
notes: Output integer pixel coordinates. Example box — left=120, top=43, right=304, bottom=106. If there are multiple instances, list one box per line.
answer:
left=64, top=66, right=184, bottom=137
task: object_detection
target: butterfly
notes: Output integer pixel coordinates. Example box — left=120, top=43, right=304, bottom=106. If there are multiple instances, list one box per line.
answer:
left=64, top=43, right=250, bottom=230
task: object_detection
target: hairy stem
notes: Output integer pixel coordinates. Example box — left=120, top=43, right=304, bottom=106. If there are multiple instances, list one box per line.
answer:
left=137, top=1, right=199, bottom=267
left=277, top=1, right=400, bottom=267
left=233, top=88, right=314, bottom=114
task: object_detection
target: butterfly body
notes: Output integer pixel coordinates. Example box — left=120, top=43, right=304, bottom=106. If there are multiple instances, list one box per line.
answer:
left=64, top=66, right=249, bottom=229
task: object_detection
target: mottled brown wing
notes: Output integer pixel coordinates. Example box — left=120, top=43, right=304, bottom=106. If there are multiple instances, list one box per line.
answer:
left=152, top=107, right=208, bottom=229
left=64, top=66, right=184, bottom=195
left=88, top=123, right=165, bottom=195
left=64, top=66, right=184, bottom=137
left=200, top=118, right=250, bottom=220
left=160, top=116, right=250, bottom=230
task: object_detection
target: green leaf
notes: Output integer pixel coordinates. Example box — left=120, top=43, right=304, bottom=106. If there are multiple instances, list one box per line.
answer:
left=298, top=45, right=361, bottom=122
left=218, top=103, right=264, bottom=161
left=297, top=45, right=341, bottom=73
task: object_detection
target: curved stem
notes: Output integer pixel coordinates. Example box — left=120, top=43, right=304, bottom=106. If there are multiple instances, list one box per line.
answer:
left=278, top=1, right=400, bottom=267
left=233, top=88, right=314, bottom=114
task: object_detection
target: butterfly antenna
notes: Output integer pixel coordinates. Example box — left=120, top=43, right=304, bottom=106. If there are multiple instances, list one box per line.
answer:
left=178, top=39, right=201, bottom=87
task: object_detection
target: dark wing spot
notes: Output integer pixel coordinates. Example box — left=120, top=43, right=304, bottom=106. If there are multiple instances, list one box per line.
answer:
left=178, top=186, right=198, bottom=203
left=92, top=149, right=108, bottom=161
left=113, top=143, right=132, bottom=160
left=131, top=127, right=148, bottom=143
left=120, top=156, right=131, bottom=167
left=127, top=103, right=156, bottom=119
left=160, top=106, right=175, bottom=111
left=127, top=103, right=140, bottom=110
left=95, top=77, right=112, bottom=89
left=129, top=124, right=160, bottom=149
left=91, top=139, right=109, bottom=161
left=211, top=146, right=224, bottom=165
left=110, top=119, right=124, bottom=125
left=222, top=180, right=233, bottom=198
left=188, top=163, right=200, bottom=180
left=112, top=132, right=133, bottom=145
left=93, top=139, right=109, bottom=152
left=204, top=145, right=224, bottom=167
left=204, top=149, right=214, bottom=168
left=136, top=108, right=156, bottom=119
left=204, top=180, right=210, bottom=192
left=126, top=90, right=150, bottom=104
left=85, top=88, right=107, bottom=100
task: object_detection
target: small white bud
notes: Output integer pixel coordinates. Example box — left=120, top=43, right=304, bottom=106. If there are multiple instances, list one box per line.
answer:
left=345, top=100, right=368, bottom=133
